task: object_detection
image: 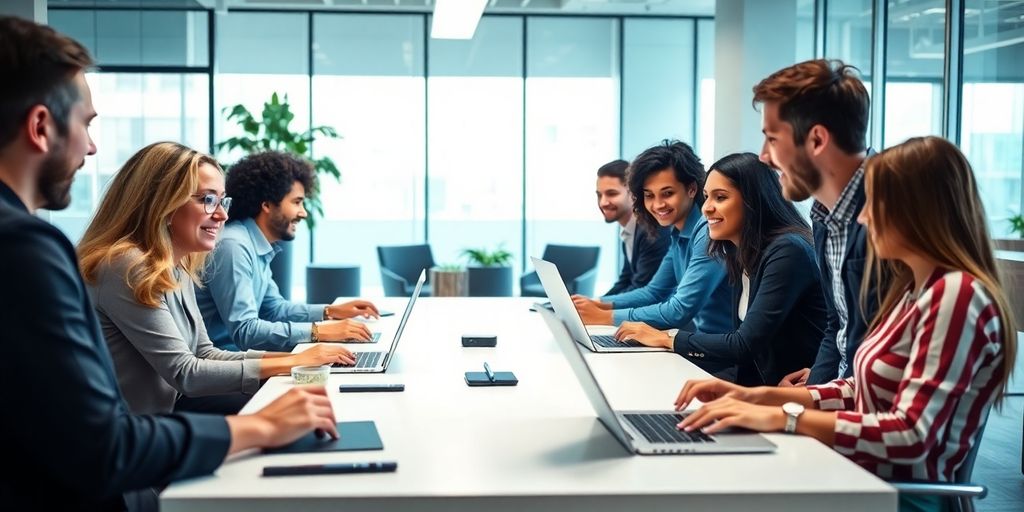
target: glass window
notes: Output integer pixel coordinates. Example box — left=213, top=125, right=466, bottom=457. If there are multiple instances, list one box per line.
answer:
left=312, top=14, right=426, bottom=292
left=215, top=12, right=311, bottom=295
left=525, top=17, right=620, bottom=292
left=428, top=16, right=523, bottom=272
left=961, top=0, right=1024, bottom=236
left=696, top=19, right=715, bottom=164
left=622, top=18, right=695, bottom=161
left=48, top=9, right=208, bottom=67
left=824, top=0, right=874, bottom=73
left=795, top=0, right=817, bottom=62
left=48, top=73, right=210, bottom=242
left=884, top=0, right=945, bottom=147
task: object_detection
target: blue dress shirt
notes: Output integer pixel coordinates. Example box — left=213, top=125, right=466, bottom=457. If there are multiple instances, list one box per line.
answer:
left=601, top=205, right=732, bottom=333
left=196, top=218, right=325, bottom=351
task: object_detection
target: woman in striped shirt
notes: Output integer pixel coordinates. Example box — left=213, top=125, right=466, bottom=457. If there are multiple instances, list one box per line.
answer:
left=673, top=136, right=1016, bottom=512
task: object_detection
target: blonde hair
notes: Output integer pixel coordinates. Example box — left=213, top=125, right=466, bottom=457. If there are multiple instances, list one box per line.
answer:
left=862, top=136, right=1016, bottom=400
left=79, top=142, right=221, bottom=307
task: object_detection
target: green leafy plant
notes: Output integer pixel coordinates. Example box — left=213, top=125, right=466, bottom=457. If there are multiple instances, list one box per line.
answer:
left=433, top=263, right=466, bottom=272
left=462, top=246, right=513, bottom=267
left=1009, top=213, right=1024, bottom=238
left=215, top=92, right=340, bottom=229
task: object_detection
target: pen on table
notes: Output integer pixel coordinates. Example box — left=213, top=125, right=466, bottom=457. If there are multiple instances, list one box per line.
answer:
left=263, top=461, right=398, bottom=477
left=483, top=361, right=495, bottom=382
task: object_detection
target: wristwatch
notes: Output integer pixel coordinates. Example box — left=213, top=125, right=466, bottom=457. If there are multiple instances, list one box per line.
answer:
left=782, top=402, right=805, bottom=433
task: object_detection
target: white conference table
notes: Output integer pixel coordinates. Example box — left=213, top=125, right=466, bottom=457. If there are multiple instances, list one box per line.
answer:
left=162, top=297, right=895, bottom=512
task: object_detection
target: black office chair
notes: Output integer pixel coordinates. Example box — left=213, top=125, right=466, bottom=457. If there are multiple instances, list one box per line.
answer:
left=377, top=244, right=434, bottom=297
left=889, top=414, right=990, bottom=512
left=521, top=244, right=600, bottom=297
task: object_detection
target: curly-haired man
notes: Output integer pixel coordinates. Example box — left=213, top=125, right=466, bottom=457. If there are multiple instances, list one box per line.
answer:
left=196, top=151, right=379, bottom=351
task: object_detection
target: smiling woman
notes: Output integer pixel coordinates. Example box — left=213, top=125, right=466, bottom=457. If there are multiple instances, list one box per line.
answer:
left=615, top=153, right=827, bottom=386
left=77, top=142, right=354, bottom=415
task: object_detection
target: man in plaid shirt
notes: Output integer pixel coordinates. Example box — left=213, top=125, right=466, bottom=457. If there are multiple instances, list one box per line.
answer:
left=751, top=59, right=884, bottom=386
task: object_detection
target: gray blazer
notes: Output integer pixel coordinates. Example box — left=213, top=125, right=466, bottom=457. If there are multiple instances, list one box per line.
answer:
left=88, top=251, right=264, bottom=414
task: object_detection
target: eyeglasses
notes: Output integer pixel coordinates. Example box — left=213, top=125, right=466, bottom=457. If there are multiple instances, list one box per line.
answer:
left=192, top=193, right=232, bottom=214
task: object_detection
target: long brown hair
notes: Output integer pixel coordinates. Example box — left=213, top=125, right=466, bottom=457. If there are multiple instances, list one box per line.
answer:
left=79, top=142, right=221, bottom=307
left=862, top=136, right=1016, bottom=399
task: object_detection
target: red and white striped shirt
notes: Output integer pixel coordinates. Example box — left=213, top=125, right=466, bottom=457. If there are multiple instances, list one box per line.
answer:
left=806, top=269, right=1006, bottom=482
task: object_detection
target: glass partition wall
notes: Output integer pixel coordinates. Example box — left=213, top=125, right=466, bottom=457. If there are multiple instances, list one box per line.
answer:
left=51, top=7, right=712, bottom=295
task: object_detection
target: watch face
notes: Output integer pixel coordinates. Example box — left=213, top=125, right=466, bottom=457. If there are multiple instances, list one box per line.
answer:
left=783, top=402, right=804, bottom=415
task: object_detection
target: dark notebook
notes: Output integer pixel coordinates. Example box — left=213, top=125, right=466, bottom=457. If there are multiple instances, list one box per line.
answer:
left=263, top=421, right=383, bottom=454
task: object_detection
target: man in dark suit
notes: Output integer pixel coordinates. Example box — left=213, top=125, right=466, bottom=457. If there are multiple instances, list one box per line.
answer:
left=596, top=159, right=670, bottom=295
left=0, top=17, right=337, bottom=510
left=753, top=59, right=884, bottom=386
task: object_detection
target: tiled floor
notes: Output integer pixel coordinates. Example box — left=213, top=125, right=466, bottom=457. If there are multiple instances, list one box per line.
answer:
left=974, top=395, right=1023, bottom=511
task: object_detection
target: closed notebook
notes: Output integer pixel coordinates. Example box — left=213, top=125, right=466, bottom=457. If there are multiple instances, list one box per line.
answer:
left=263, top=421, right=383, bottom=454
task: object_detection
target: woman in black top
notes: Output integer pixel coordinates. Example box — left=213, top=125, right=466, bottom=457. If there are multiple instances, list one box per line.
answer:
left=615, top=153, right=826, bottom=386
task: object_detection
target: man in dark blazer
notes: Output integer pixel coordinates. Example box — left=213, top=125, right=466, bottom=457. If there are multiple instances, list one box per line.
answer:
left=753, top=59, right=884, bottom=386
left=597, top=159, right=670, bottom=296
left=0, top=17, right=336, bottom=510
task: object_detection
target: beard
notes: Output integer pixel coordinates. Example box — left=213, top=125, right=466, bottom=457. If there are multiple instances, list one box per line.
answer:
left=601, top=207, right=619, bottom=223
left=37, top=139, right=80, bottom=211
left=779, top=151, right=821, bottom=202
left=269, top=209, right=299, bottom=241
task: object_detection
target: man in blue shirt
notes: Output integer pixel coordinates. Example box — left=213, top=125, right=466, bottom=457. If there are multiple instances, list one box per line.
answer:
left=573, top=141, right=732, bottom=333
left=197, top=151, right=379, bottom=351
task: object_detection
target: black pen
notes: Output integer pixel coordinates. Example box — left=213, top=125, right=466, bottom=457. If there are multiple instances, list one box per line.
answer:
left=483, top=361, right=495, bottom=382
left=263, top=461, right=398, bottom=477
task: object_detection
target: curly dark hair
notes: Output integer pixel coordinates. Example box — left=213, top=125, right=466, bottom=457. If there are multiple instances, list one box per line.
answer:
left=627, top=140, right=705, bottom=235
left=225, top=151, right=317, bottom=222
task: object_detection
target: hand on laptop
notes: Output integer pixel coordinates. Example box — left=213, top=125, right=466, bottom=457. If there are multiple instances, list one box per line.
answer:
left=572, top=296, right=613, bottom=325
left=674, top=378, right=756, bottom=411
left=676, top=397, right=786, bottom=435
left=328, top=300, right=380, bottom=320
left=614, top=321, right=672, bottom=349
left=316, top=319, right=373, bottom=342
left=290, top=343, right=356, bottom=368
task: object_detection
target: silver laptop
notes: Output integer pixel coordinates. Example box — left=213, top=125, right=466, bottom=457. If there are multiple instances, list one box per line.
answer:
left=537, top=306, right=775, bottom=455
left=531, top=256, right=667, bottom=353
left=330, top=269, right=425, bottom=374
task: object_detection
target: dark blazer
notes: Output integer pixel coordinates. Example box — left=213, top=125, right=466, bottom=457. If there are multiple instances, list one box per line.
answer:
left=605, top=224, right=671, bottom=295
left=806, top=182, right=883, bottom=385
left=672, top=234, right=827, bottom=386
left=0, top=183, right=230, bottom=511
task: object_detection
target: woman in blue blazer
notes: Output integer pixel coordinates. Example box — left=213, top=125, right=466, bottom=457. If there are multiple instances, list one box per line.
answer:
left=615, top=153, right=826, bottom=386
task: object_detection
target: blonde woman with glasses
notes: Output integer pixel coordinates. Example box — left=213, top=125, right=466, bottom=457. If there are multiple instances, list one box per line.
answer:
left=79, top=142, right=355, bottom=415
left=672, top=137, right=1015, bottom=512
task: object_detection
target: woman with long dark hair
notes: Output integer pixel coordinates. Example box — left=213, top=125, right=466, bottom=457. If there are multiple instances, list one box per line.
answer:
left=616, top=153, right=826, bottom=386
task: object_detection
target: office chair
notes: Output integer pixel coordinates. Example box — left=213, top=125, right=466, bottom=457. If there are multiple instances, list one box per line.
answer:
left=521, top=244, right=600, bottom=297
left=377, top=244, right=434, bottom=297
left=889, top=414, right=990, bottom=512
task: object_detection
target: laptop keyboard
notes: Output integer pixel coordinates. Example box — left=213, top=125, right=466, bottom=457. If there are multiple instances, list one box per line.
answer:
left=339, top=332, right=382, bottom=343
left=591, top=334, right=644, bottom=348
left=332, top=351, right=382, bottom=369
left=623, top=413, right=716, bottom=444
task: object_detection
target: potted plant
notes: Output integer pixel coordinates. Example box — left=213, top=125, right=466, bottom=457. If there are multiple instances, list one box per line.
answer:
left=430, top=263, right=468, bottom=297
left=462, top=246, right=514, bottom=297
left=992, top=212, right=1024, bottom=252
left=215, top=92, right=341, bottom=298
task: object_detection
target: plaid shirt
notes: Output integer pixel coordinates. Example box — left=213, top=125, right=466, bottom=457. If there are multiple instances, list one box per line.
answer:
left=810, top=165, right=866, bottom=377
